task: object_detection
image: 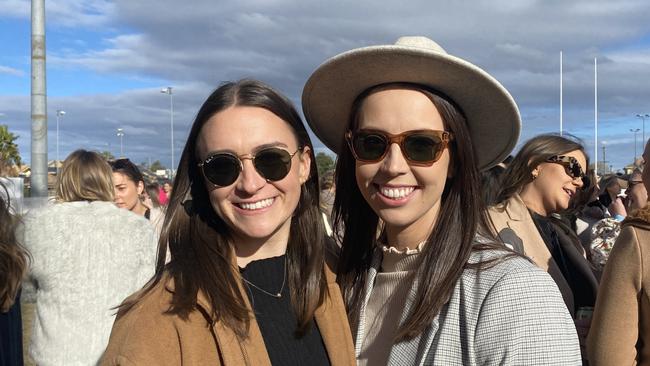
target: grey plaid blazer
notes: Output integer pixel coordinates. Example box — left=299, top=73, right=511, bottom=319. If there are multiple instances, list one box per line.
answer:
left=353, top=247, right=581, bottom=365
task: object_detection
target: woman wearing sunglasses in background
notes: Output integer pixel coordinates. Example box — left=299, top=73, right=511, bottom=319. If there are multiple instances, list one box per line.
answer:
left=102, top=79, right=355, bottom=365
left=490, top=134, right=598, bottom=359
left=303, top=36, right=580, bottom=365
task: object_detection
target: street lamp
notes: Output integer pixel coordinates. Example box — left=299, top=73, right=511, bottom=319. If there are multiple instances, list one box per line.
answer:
left=116, top=128, right=125, bottom=157
left=637, top=114, right=650, bottom=144
left=56, top=110, right=66, bottom=175
left=160, top=86, right=174, bottom=178
left=631, top=128, right=641, bottom=162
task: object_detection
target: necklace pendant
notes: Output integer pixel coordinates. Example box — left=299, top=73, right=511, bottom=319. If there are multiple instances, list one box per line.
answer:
left=275, top=293, right=282, bottom=298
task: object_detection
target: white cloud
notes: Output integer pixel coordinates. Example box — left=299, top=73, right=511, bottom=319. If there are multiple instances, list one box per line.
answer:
left=0, top=0, right=115, bottom=27
left=0, top=65, right=25, bottom=76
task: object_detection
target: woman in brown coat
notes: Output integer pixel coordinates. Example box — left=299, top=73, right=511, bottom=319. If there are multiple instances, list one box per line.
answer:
left=588, top=139, right=650, bottom=365
left=101, top=80, right=355, bottom=365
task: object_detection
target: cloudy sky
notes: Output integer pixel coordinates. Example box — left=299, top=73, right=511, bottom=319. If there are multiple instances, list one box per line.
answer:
left=1, top=0, right=650, bottom=172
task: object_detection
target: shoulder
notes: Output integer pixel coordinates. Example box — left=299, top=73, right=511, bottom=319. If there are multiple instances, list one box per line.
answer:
left=102, top=276, right=180, bottom=364
left=464, top=249, right=562, bottom=302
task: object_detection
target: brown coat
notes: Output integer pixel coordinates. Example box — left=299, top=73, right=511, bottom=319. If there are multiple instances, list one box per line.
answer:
left=100, top=264, right=355, bottom=365
left=588, top=205, right=650, bottom=366
left=488, top=194, right=575, bottom=315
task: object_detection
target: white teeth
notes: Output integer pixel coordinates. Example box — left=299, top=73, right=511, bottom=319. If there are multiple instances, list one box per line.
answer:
left=379, top=186, right=415, bottom=199
left=238, top=198, right=274, bottom=210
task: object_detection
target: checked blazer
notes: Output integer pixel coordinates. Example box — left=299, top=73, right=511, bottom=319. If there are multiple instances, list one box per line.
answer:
left=352, top=244, right=582, bottom=365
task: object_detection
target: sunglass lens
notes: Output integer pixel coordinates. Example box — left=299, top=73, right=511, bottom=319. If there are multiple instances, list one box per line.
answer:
left=254, top=149, right=292, bottom=181
left=354, top=133, right=387, bottom=160
left=204, top=154, right=241, bottom=186
left=403, top=134, right=443, bottom=162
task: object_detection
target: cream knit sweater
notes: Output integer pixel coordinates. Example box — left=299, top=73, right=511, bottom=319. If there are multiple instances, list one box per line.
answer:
left=357, top=244, right=422, bottom=366
left=22, top=201, right=158, bottom=366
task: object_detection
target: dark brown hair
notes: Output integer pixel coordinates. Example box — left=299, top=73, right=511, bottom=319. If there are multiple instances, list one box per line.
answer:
left=109, top=158, right=145, bottom=186
left=496, top=133, right=588, bottom=205
left=0, top=183, right=29, bottom=312
left=122, top=79, right=326, bottom=338
left=334, top=83, right=507, bottom=341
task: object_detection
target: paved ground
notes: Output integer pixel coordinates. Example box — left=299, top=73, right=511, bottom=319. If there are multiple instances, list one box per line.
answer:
left=21, top=300, right=35, bottom=366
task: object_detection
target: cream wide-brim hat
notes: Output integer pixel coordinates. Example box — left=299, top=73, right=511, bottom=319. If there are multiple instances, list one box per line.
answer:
left=302, top=36, right=521, bottom=171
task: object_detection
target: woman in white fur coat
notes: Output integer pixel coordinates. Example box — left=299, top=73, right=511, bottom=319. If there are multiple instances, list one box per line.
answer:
left=22, top=150, right=158, bottom=366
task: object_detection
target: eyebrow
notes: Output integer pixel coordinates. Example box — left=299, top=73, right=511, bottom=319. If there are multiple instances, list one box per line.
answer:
left=202, top=142, right=290, bottom=159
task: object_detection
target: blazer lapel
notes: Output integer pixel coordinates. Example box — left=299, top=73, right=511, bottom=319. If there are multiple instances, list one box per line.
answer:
left=314, top=272, right=356, bottom=366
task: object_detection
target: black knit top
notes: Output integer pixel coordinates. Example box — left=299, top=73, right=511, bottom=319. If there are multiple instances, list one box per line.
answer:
left=239, top=255, right=330, bottom=366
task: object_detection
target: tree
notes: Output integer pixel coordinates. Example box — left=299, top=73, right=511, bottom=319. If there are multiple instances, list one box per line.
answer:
left=0, top=125, right=22, bottom=176
left=150, top=160, right=166, bottom=172
left=98, top=151, right=115, bottom=161
left=315, top=152, right=335, bottom=177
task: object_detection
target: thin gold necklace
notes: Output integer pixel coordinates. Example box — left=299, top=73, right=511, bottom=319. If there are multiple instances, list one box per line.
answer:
left=241, top=255, right=287, bottom=298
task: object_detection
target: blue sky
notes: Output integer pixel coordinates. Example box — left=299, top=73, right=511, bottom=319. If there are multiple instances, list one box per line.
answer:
left=1, top=0, right=650, bottom=172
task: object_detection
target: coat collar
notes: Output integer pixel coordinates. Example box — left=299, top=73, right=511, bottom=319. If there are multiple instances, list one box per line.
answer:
left=163, top=258, right=354, bottom=366
left=623, top=204, right=650, bottom=230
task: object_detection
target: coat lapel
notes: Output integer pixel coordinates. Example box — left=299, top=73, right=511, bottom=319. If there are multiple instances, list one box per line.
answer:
left=314, top=266, right=356, bottom=366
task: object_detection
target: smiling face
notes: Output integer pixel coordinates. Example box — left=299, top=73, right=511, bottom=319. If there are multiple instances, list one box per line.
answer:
left=196, top=106, right=311, bottom=244
left=525, top=149, right=587, bottom=215
left=354, top=88, right=451, bottom=242
left=112, top=172, right=145, bottom=212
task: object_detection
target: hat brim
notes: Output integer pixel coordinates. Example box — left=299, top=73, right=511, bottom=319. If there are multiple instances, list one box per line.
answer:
left=302, top=44, right=521, bottom=171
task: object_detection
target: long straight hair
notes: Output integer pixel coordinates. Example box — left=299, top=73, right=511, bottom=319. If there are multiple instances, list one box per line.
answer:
left=121, top=79, right=326, bottom=338
left=496, top=134, right=588, bottom=205
left=0, top=183, right=29, bottom=312
left=334, top=83, right=504, bottom=341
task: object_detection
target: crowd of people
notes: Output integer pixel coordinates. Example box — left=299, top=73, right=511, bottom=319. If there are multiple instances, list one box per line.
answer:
left=0, top=35, right=648, bottom=365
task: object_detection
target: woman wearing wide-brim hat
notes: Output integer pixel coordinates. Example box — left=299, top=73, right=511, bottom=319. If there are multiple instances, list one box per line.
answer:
left=302, top=36, right=581, bottom=365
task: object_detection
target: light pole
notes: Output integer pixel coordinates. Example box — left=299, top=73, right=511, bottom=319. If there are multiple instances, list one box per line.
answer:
left=56, top=110, right=65, bottom=175
left=631, top=128, right=641, bottom=162
left=637, top=114, right=650, bottom=144
left=601, top=141, right=607, bottom=174
left=160, top=86, right=174, bottom=178
left=116, top=128, right=124, bottom=157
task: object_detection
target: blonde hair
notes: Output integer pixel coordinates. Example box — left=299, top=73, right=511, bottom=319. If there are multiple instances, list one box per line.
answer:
left=56, top=150, right=115, bottom=202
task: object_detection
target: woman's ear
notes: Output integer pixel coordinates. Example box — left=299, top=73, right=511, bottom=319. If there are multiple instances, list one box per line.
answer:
left=531, top=166, right=540, bottom=180
left=137, top=181, right=145, bottom=195
left=298, top=146, right=312, bottom=184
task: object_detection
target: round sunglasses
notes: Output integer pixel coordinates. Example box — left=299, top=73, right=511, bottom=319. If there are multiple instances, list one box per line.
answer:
left=546, top=155, right=586, bottom=181
left=198, top=147, right=301, bottom=187
left=345, top=129, right=454, bottom=166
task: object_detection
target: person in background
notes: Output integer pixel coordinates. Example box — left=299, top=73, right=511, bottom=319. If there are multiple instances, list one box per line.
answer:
left=588, top=139, right=650, bottom=365
left=589, top=169, right=648, bottom=273
left=22, top=150, right=157, bottom=365
left=143, top=182, right=162, bottom=210
left=303, top=36, right=580, bottom=365
left=162, top=180, right=173, bottom=205
left=102, top=80, right=355, bottom=365
left=490, top=134, right=598, bottom=360
left=158, top=180, right=169, bottom=205
left=143, top=182, right=165, bottom=236
left=0, top=183, right=29, bottom=366
left=110, top=158, right=149, bottom=217
left=319, top=170, right=335, bottom=237
left=625, top=169, right=647, bottom=212
left=598, top=175, right=627, bottom=220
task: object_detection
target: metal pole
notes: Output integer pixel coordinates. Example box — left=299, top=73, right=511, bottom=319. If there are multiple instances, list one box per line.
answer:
left=31, top=0, right=48, bottom=197
left=602, top=143, right=606, bottom=174
left=55, top=110, right=64, bottom=176
left=594, top=58, right=598, bottom=177
left=116, top=128, right=124, bottom=157
left=560, top=51, right=564, bottom=136
left=631, top=128, right=640, bottom=161
left=170, top=89, right=174, bottom=179
left=637, top=114, right=649, bottom=145
left=160, top=87, right=174, bottom=179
